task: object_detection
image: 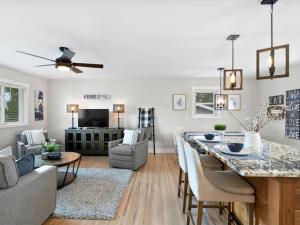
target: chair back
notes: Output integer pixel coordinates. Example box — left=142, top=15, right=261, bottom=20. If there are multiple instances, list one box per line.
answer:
left=175, top=135, right=187, bottom=173
left=183, top=141, right=206, bottom=200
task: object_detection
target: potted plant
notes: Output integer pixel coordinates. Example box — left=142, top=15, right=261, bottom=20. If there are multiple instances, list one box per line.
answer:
left=41, top=141, right=59, bottom=159
left=214, top=124, right=226, bottom=140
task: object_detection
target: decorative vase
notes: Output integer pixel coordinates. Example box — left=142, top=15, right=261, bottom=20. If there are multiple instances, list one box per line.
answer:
left=244, top=131, right=263, bottom=150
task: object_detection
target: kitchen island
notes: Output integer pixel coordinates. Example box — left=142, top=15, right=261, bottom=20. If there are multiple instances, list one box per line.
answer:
left=193, top=135, right=300, bottom=225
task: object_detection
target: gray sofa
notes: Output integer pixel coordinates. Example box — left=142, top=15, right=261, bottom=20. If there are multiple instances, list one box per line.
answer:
left=16, top=130, right=48, bottom=159
left=108, top=128, right=151, bottom=170
left=0, top=165, right=57, bottom=225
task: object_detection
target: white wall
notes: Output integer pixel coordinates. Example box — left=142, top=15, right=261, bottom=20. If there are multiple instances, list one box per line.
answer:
left=258, top=64, right=300, bottom=148
left=0, top=66, right=47, bottom=154
left=47, top=77, right=258, bottom=153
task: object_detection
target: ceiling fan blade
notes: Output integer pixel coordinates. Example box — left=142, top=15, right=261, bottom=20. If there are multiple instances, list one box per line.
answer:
left=71, top=66, right=83, bottom=73
left=62, top=48, right=75, bottom=60
left=72, top=62, right=103, bottom=68
left=16, top=50, right=55, bottom=62
left=34, top=64, right=56, bottom=67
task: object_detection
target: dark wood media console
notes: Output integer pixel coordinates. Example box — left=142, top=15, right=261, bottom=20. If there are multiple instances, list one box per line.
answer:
left=65, top=128, right=124, bottom=155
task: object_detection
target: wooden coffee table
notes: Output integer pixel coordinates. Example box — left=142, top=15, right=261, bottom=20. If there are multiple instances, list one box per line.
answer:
left=35, top=152, right=81, bottom=189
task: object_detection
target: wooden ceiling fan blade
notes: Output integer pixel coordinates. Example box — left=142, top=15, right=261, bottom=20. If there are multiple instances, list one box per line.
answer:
left=72, top=62, right=103, bottom=68
left=71, top=66, right=83, bottom=73
left=62, top=48, right=75, bottom=60
left=16, top=50, right=55, bottom=62
left=34, top=64, right=56, bottom=67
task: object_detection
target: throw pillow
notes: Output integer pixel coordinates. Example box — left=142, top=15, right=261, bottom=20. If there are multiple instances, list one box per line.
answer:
left=123, top=129, right=139, bottom=145
left=16, top=153, right=35, bottom=177
left=0, top=146, right=13, bottom=156
left=0, top=155, right=19, bottom=189
left=24, top=129, right=45, bottom=145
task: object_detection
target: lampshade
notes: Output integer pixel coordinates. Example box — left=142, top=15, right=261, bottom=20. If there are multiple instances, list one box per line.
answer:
left=113, top=104, right=125, bottom=113
left=67, top=104, right=79, bottom=113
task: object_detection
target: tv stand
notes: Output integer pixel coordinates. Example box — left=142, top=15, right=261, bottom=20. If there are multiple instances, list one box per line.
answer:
left=65, top=128, right=124, bottom=155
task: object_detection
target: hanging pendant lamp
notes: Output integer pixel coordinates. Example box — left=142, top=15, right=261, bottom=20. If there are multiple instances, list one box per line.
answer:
left=256, top=0, right=289, bottom=80
left=215, top=68, right=228, bottom=110
left=224, top=34, right=243, bottom=90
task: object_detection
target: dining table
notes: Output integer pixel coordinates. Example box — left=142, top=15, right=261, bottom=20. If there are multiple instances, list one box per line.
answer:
left=192, top=134, right=300, bottom=225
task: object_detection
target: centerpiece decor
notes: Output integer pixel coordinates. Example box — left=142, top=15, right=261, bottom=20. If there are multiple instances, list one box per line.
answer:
left=41, top=140, right=60, bottom=160
left=214, top=124, right=226, bottom=141
left=228, top=99, right=274, bottom=150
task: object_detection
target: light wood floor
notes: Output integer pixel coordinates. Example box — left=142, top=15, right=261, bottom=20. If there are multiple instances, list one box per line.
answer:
left=44, top=154, right=226, bottom=225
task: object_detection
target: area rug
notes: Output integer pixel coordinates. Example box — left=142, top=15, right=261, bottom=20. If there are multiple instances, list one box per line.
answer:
left=52, top=168, right=133, bottom=220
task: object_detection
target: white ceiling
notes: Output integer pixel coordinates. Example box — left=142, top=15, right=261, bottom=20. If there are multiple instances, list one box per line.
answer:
left=0, top=0, right=299, bottom=79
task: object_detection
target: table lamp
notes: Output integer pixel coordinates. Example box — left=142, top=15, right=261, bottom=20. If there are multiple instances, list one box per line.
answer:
left=67, top=104, right=79, bottom=129
left=113, top=104, right=125, bottom=129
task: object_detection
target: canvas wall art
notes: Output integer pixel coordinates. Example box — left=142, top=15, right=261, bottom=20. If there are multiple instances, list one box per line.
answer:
left=228, top=94, right=241, bottom=111
left=286, top=89, right=300, bottom=140
left=34, top=90, right=44, bottom=121
left=173, top=94, right=186, bottom=110
left=192, top=87, right=219, bottom=118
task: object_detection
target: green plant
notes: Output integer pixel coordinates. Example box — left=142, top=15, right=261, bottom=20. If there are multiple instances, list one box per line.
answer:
left=214, top=124, right=226, bottom=131
left=43, top=143, right=59, bottom=153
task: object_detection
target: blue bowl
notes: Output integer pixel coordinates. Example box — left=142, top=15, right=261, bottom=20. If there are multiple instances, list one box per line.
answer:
left=228, top=143, right=244, bottom=152
left=204, top=134, right=215, bottom=140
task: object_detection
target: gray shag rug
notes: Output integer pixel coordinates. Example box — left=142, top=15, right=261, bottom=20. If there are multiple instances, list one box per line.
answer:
left=52, top=168, right=133, bottom=220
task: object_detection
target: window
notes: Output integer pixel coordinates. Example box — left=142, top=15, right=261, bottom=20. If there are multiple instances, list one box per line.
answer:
left=0, top=79, right=28, bottom=127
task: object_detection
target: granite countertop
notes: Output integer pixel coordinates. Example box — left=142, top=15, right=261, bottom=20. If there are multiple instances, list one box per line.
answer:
left=193, top=136, right=300, bottom=177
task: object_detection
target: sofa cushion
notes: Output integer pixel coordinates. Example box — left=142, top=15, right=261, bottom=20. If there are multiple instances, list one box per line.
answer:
left=0, top=155, right=19, bottom=189
left=123, top=129, right=139, bottom=145
left=0, top=146, right=13, bottom=156
left=110, top=144, right=134, bottom=156
left=16, top=153, right=35, bottom=177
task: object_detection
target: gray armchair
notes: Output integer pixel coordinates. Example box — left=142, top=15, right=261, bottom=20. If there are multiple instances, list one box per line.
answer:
left=108, top=128, right=151, bottom=170
left=16, top=130, right=49, bottom=159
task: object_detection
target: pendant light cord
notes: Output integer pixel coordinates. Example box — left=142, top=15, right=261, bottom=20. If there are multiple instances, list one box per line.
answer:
left=219, top=69, right=222, bottom=95
left=271, top=3, right=274, bottom=49
left=232, top=40, right=234, bottom=70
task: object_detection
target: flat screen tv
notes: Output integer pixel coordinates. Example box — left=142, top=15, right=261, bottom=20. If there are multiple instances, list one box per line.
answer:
left=78, top=109, right=109, bottom=128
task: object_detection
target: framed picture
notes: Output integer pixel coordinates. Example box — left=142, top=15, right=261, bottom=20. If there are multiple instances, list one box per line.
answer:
left=228, top=94, right=241, bottom=111
left=192, top=87, right=220, bottom=118
left=286, top=89, right=300, bottom=140
left=173, top=94, right=186, bottom=110
left=34, top=90, right=44, bottom=121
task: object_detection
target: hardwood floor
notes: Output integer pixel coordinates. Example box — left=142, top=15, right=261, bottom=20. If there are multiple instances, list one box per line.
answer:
left=44, top=154, right=226, bottom=225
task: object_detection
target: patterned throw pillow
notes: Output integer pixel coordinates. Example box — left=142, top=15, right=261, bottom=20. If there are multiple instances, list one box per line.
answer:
left=122, top=129, right=139, bottom=145
left=0, top=155, right=19, bottom=189
left=16, top=153, right=35, bottom=177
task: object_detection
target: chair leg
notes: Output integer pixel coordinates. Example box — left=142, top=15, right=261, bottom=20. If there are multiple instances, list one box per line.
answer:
left=219, top=202, right=223, bottom=215
left=246, top=203, right=254, bottom=225
left=187, top=186, right=193, bottom=225
left=183, top=173, right=188, bottom=213
left=227, top=202, right=232, bottom=225
left=178, top=167, right=182, bottom=197
left=197, top=201, right=203, bottom=225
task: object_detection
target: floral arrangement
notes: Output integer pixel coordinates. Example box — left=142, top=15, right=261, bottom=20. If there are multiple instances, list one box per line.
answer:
left=228, top=99, right=274, bottom=132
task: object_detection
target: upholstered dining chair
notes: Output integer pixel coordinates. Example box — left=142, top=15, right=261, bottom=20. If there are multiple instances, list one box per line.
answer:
left=183, top=142, right=255, bottom=225
left=176, top=136, right=224, bottom=213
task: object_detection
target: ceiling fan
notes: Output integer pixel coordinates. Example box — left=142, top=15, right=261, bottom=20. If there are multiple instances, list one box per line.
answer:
left=16, top=47, right=103, bottom=74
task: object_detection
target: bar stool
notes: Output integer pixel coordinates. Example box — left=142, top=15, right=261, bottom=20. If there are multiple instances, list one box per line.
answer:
left=176, top=136, right=223, bottom=213
left=183, top=142, right=255, bottom=225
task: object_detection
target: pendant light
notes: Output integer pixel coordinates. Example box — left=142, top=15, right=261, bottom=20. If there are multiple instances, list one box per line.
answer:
left=215, top=68, right=228, bottom=110
left=224, top=34, right=243, bottom=90
left=256, top=0, right=289, bottom=80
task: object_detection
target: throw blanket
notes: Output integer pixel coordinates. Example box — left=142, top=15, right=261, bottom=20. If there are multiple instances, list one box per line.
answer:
left=139, top=108, right=153, bottom=128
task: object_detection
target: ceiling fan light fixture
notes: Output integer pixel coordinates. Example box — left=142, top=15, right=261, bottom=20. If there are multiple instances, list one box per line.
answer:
left=56, top=64, right=71, bottom=72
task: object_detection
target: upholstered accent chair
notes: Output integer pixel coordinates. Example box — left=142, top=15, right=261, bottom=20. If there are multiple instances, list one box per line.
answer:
left=108, top=128, right=151, bottom=171
left=16, top=129, right=52, bottom=159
